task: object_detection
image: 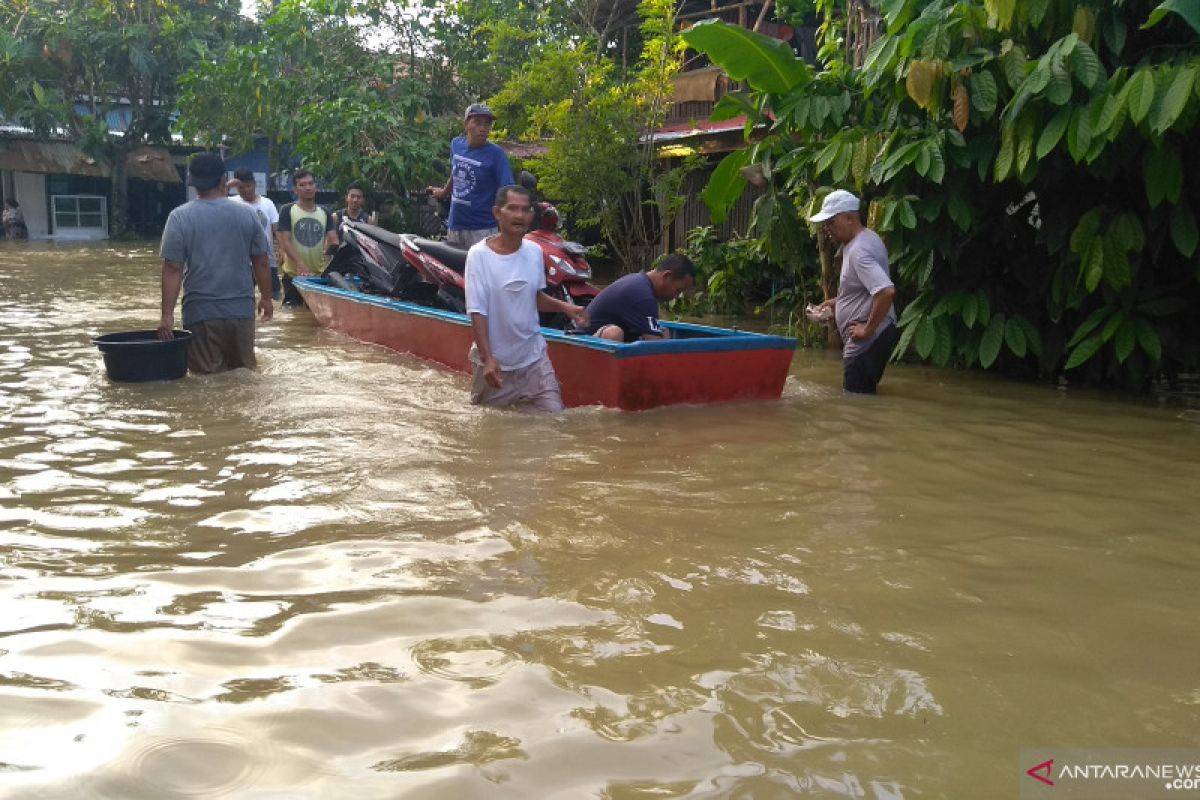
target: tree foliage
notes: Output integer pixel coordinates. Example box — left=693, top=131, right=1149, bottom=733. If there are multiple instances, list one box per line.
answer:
left=177, top=0, right=441, bottom=194
left=685, top=0, right=1200, bottom=389
left=492, top=0, right=695, bottom=270
left=0, top=0, right=244, bottom=234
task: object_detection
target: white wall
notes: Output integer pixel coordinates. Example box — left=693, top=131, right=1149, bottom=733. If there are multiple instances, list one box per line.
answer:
left=12, top=172, right=49, bottom=239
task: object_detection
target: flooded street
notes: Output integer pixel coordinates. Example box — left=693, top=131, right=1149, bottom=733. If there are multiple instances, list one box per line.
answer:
left=1, top=241, right=1198, bottom=799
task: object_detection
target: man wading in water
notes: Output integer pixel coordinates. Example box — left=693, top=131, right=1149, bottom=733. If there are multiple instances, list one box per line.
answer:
left=809, top=190, right=898, bottom=394
left=464, top=185, right=587, bottom=412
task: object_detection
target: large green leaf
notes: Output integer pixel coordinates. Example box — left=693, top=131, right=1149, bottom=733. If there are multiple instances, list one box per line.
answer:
left=1004, top=316, right=1027, bottom=357
left=971, top=71, right=999, bottom=118
left=1047, top=59, right=1073, bottom=104
left=1144, top=146, right=1183, bottom=207
left=994, top=125, right=1014, bottom=180
left=1113, top=318, right=1137, bottom=363
left=682, top=20, right=810, bottom=94
left=701, top=148, right=751, bottom=226
left=1126, top=69, right=1156, bottom=124
left=1151, top=66, right=1196, bottom=134
left=1037, top=107, right=1070, bottom=158
left=1066, top=105, right=1092, bottom=162
left=1064, top=333, right=1104, bottom=370
left=1082, top=237, right=1105, bottom=291
left=1142, top=0, right=1200, bottom=35
left=1170, top=203, right=1198, bottom=258
left=1068, top=307, right=1113, bottom=347
left=980, top=312, right=1006, bottom=368
left=1015, top=316, right=1043, bottom=357
left=1070, top=42, right=1103, bottom=89
left=1134, top=318, right=1162, bottom=362
left=961, top=293, right=978, bottom=328
left=710, top=92, right=761, bottom=123
left=915, top=316, right=937, bottom=359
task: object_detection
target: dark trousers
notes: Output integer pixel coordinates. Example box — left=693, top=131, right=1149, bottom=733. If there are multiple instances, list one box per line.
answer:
left=844, top=323, right=899, bottom=394
left=281, top=275, right=306, bottom=307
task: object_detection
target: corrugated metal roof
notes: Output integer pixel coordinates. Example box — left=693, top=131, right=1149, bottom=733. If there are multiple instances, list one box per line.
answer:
left=0, top=139, right=180, bottom=183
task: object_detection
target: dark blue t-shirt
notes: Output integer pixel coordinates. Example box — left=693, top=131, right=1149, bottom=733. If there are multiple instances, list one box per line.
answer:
left=448, top=137, right=514, bottom=231
left=583, top=272, right=662, bottom=341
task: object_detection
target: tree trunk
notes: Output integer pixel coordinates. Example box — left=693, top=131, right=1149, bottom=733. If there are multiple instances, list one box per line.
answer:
left=819, top=236, right=842, bottom=350
left=110, top=151, right=129, bottom=238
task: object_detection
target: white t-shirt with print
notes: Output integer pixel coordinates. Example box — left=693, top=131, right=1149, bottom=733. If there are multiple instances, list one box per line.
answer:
left=231, top=194, right=279, bottom=269
left=464, top=239, right=547, bottom=370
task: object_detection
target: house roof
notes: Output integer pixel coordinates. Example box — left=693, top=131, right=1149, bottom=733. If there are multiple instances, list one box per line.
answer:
left=0, top=138, right=180, bottom=183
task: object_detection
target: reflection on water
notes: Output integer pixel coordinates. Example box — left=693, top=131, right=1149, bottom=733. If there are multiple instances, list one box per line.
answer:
left=0, top=241, right=1198, bottom=798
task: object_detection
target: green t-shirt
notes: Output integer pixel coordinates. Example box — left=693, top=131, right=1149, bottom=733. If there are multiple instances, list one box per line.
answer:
left=279, top=203, right=333, bottom=276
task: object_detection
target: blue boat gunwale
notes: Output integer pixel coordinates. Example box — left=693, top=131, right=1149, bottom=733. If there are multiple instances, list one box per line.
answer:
left=295, top=277, right=797, bottom=358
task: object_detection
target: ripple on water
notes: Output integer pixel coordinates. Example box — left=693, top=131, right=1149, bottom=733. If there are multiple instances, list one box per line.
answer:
left=98, top=731, right=265, bottom=798
left=370, top=729, right=526, bottom=773
left=198, top=505, right=349, bottom=534
left=0, top=503, right=151, bottom=531
left=410, top=636, right=520, bottom=689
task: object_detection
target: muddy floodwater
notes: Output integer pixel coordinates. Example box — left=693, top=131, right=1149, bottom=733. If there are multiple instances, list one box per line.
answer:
left=1, top=241, right=1198, bottom=799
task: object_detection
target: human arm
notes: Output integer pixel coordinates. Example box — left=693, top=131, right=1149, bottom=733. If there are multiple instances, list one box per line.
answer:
left=159, top=260, right=184, bottom=339
left=536, top=292, right=588, bottom=329
left=428, top=177, right=452, bottom=201
left=469, top=312, right=502, bottom=388
left=252, top=253, right=273, bottom=321
left=275, top=206, right=308, bottom=276
left=496, top=151, right=514, bottom=188
left=323, top=210, right=339, bottom=264
left=847, top=286, right=896, bottom=341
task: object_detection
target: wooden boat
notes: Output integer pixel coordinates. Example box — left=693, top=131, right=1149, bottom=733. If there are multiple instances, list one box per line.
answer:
left=294, top=277, right=796, bottom=411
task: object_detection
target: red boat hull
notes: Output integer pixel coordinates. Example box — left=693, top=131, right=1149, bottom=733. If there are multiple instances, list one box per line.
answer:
left=296, top=278, right=795, bottom=411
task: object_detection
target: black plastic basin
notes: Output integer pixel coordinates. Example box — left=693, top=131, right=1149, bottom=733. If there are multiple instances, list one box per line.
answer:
left=93, top=330, right=192, bottom=382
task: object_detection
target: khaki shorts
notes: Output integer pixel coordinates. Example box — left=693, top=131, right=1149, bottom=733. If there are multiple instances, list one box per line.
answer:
left=186, top=318, right=257, bottom=374
left=447, top=227, right=498, bottom=249
left=469, top=348, right=563, bottom=413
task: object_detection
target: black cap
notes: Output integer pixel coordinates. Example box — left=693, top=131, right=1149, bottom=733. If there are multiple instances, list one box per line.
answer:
left=464, top=103, right=495, bottom=121
left=188, top=152, right=225, bottom=191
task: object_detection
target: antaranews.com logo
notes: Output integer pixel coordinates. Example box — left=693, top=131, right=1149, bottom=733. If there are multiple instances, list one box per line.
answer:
left=1021, top=749, right=1200, bottom=798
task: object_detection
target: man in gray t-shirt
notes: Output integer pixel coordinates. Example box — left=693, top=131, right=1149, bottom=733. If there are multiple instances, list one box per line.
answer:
left=810, top=190, right=898, bottom=393
left=159, top=152, right=272, bottom=374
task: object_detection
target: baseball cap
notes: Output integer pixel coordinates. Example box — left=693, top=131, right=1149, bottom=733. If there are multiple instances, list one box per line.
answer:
left=808, top=189, right=860, bottom=223
left=188, top=152, right=225, bottom=191
left=464, top=103, right=495, bottom=121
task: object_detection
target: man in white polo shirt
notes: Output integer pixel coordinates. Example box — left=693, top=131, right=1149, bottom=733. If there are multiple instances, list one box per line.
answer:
left=465, top=184, right=587, bottom=412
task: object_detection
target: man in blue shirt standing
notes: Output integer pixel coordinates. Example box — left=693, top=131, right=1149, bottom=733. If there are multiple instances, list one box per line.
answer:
left=427, top=103, right=515, bottom=249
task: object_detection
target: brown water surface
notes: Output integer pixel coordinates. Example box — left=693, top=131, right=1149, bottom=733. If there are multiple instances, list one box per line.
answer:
left=1, top=241, right=1198, bottom=799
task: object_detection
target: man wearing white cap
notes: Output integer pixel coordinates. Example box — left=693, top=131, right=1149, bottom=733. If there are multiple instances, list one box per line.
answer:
left=809, top=190, right=898, bottom=393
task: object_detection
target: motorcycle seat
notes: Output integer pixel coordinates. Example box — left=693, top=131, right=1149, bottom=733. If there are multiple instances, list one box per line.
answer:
left=411, top=238, right=468, bottom=273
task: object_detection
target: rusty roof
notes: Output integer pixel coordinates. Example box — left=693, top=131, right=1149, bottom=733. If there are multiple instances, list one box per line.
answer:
left=0, top=139, right=180, bottom=184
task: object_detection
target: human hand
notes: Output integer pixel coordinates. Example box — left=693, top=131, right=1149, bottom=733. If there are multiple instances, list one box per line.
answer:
left=483, top=355, right=503, bottom=389
left=157, top=313, right=174, bottom=340
left=258, top=294, right=273, bottom=322
left=848, top=321, right=873, bottom=341
left=427, top=186, right=446, bottom=201
left=566, top=305, right=588, bottom=329
left=805, top=303, right=833, bottom=324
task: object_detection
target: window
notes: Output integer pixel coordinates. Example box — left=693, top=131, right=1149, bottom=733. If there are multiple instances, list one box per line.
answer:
left=52, top=195, right=108, bottom=233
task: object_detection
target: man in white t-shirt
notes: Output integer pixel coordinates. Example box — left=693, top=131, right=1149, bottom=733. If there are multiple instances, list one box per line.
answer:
left=230, top=167, right=281, bottom=300
left=465, top=184, right=587, bottom=412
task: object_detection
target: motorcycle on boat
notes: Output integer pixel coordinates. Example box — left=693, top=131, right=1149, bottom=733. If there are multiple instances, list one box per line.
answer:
left=326, top=192, right=599, bottom=328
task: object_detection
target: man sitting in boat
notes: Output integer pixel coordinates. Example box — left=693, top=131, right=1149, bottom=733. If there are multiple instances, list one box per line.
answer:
left=583, top=253, right=695, bottom=342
